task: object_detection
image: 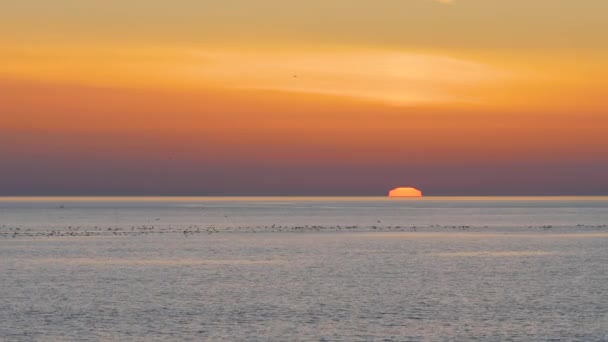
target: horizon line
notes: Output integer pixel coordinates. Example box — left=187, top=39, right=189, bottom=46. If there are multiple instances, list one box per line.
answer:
left=1, top=195, right=607, bottom=200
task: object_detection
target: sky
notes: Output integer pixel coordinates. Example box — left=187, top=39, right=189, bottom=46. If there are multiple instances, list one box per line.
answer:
left=1, top=0, right=607, bottom=195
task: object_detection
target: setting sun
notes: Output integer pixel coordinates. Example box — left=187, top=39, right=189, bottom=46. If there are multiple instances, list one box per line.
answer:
left=388, top=187, right=423, bottom=197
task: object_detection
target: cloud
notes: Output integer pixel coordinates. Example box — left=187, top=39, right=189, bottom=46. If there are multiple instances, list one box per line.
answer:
left=184, top=48, right=504, bottom=106
left=0, top=43, right=505, bottom=106
left=434, top=0, right=454, bottom=4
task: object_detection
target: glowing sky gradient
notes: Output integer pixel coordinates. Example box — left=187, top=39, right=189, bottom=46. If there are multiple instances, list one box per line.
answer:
left=1, top=0, right=607, bottom=195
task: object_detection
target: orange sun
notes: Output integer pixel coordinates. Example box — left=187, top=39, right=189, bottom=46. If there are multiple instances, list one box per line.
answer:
left=388, top=187, right=423, bottom=197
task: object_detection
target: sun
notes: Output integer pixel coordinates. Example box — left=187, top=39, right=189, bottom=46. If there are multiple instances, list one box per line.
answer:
left=388, top=187, right=423, bottom=197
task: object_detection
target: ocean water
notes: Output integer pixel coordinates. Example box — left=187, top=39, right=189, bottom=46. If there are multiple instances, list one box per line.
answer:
left=1, top=197, right=607, bottom=341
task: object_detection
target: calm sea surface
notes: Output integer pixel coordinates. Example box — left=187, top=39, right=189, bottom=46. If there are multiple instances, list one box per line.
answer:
left=1, top=197, right=607, bottom=341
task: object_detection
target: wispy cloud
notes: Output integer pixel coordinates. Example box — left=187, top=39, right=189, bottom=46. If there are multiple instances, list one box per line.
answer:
left=434, top=0, right=454, bottom=4
left=0, top=44, right=505, bottom=106
left=184, top=48, right=505, bottom=106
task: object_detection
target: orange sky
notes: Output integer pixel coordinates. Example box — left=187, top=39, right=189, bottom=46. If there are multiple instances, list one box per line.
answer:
left=1, top=0, right=607, bottom=195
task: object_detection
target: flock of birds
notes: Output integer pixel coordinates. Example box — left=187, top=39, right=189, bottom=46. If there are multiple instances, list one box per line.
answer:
left=1, top=222, right=607, bottom=238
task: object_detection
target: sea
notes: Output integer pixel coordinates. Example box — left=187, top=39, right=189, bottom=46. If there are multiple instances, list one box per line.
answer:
left=1, top=196, right=607, bottom=341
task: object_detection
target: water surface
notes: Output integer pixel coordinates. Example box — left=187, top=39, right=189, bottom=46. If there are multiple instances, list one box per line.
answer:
left=1, top=197, right=607, bottom=341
